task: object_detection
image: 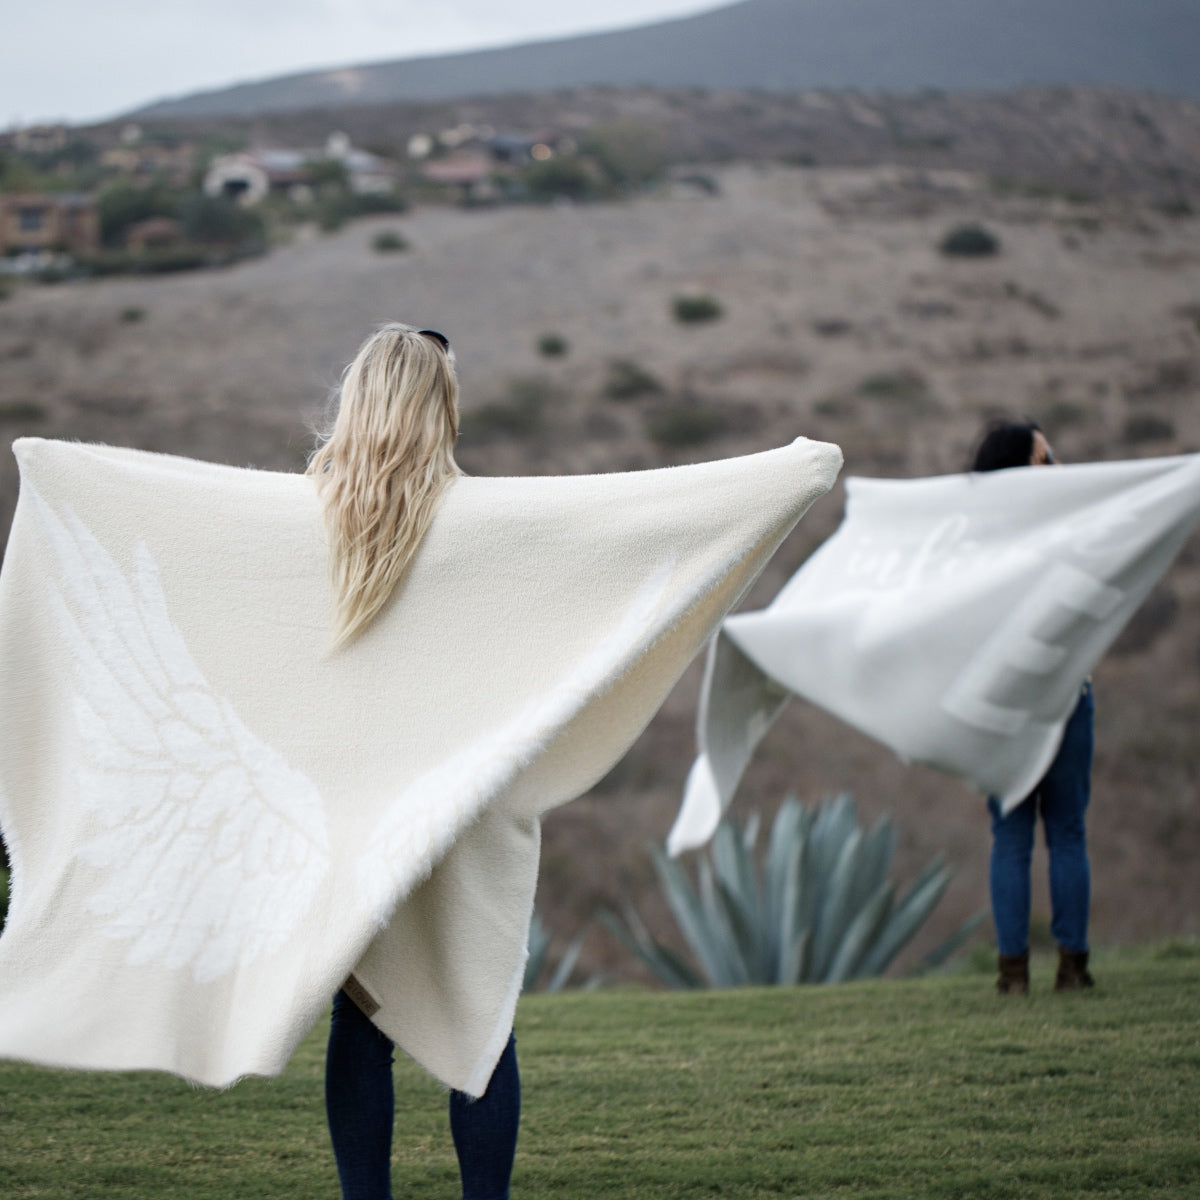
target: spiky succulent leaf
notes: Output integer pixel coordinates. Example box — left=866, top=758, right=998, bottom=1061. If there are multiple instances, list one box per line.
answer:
left=597, top=906, right=703, bottom=989
left=855, top=857, right=951, bottom=978
left=711, top=820, right=762, bottom=947
left=699, top=858, right=754, bottom=985
left=524, top=911, right=595, bottom=992
left=779, top=925, right=810, bottom=985
left=524, top=911, right=552, bottom=991
left=853, top=817, right=896, bottom=913
left=604, top=795, right=976, bottom=988
left=769, top=830, right=804, bottom=981
left=809, top=827, right=864, bottom=980
left=824, top=879, right=894, bottom=983
left=810, top=793, right=856, bottom=873
left=654, top=850, right=736, bottom=984
left=764, top=798, right=803, bottom=933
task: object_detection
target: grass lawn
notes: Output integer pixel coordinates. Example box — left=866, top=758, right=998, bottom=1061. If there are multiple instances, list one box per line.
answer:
left=0, top=944, right=1196, bottom=1198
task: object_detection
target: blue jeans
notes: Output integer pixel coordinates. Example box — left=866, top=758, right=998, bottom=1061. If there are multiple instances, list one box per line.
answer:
left=988, top=684, right=1093, bottom=957
left=325, top=989, right=520, bottom=1200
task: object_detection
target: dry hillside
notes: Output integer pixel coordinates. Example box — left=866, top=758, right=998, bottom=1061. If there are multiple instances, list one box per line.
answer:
left=1, top=162, right=1198, bottom=978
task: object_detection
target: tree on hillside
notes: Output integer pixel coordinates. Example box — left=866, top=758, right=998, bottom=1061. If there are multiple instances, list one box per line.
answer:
left=581, top=119, right=670, bottom=192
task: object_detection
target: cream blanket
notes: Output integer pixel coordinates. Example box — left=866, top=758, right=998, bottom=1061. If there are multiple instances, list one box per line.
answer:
left=0, top=435, right=840, bottom=1093
left=671, top=454, right=1200, bottom=855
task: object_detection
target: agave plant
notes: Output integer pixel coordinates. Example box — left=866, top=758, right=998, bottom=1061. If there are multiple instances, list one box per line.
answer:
left=523, top=911, right=593, bottom=993
left=602, top=794, right=982, bottom=987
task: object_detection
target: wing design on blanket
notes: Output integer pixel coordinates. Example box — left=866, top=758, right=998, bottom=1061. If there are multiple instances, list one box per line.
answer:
left=30, top=489, right=329, bottom=983
left=0, top=434, right=842, bottom=1089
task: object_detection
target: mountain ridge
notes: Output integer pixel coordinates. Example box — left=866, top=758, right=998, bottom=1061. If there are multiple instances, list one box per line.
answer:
left=129, top=0, right=1200, bottom=120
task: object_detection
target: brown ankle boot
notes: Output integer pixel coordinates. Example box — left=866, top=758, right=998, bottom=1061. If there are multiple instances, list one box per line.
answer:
left=1055, top=947, right=1095, bottom=991
left=996, top=952, right=1029, bottom=995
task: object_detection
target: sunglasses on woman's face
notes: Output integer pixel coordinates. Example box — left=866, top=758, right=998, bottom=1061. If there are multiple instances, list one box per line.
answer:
left=417, top=329, right=450, bottom=351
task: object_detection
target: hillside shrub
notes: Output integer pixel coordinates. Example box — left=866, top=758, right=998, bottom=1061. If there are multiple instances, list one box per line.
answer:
left=856, top=369, right=938, bottom=413
left=97, top=181, right=180, bottom=248
left=645, top=400, right=726, bottom=448
left=0, top=400, right=47, bottom=422
left=580, top=119, right=670, bottom=192
left=304, top=157, right=350, bottom=189
left=354, top=193, right=409, bottom=216
left=177, top=194, right=265, bottom=250
left=672, top=294, right=724, bottom=324
left=604, top=359, right=662, bottom=400
left=34, top=264, right=81, bottom=285
left=812, top=317, right=852, bottom=337
left=119, top=307, right=145, bottom=324
left=316, top=191, right=409, bottom=232
left=1123, top=413, right=1175, bottom=444
left=939, top=224, right=1001, bottom=258
left=537, top=333, right=568, bottom=358
left=523, top=157, right=598, bottom=203
left=602, top=794, right=983, bottom=987
left=317, top=197, right=352, bottom=232
left=78, top=247, right=214, bottom=276
left=1043, top=399, right=1086, bottom=429
left=1175, top=304, right=1200, bottom=335
left=96, top=185, right=265, bottom=257
left=1124, top=358, right=1194, bottom=401
left=672, top=173, right=720, bottom=196
left=460, top=377, right=557, bottom=442
left=814, top=394, right=857, bottom=419
left=371, top=230, right=409, bottom=253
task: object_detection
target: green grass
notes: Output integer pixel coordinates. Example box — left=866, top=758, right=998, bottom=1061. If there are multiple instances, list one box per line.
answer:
left=1, top=946, right=1197, bottom=1197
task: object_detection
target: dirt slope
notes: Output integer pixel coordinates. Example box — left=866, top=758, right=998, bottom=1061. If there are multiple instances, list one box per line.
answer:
left=1, top=163, right=1197, bottom=975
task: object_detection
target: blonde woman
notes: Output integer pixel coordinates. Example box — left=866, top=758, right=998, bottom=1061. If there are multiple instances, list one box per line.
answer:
left=310, top=323, right=519, bottom=1200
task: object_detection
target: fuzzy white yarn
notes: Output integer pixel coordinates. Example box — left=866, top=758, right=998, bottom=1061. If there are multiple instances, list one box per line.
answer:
left=0, top=435, right=841, bottom=1092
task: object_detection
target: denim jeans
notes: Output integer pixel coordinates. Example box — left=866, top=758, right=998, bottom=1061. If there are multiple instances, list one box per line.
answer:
left=988, top=684, right=1093, bottom=957
left=325, top=989, right=520, bottom=1200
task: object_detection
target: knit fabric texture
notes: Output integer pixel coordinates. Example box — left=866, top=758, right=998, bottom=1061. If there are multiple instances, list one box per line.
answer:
left=0, top=435, right=841, bottom=1093
left=671, top=454, right=1200, bottom=855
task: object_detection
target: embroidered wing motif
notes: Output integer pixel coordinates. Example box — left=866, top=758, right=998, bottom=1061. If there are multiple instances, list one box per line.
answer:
left=31, top=490, right=329, bottom=983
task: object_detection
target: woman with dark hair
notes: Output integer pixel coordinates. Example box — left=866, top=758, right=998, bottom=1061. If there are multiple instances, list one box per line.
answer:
left=971, top=419, right=1054, bottom=472
left=970, top=420, right=1095, bottom=996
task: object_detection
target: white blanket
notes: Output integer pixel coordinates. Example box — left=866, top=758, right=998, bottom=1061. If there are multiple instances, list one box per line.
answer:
left=670, top=454, right=1200, bottom=856
left=0, top=435, right=840, bottom=1092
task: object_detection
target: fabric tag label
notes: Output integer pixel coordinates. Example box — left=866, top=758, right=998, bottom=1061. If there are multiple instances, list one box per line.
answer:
left=343, top=973, right=381, bottom=1018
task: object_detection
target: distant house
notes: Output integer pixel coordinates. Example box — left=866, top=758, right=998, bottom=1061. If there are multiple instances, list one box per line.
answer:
left=485, top=133, right=544, bottom=165
left=420, top=154, right=495, bottom=203
left=323, top=130, right=395, bottom=194
left=203, top=150, right=308, bottom=206
left=415, top=129, right=564, bottom=203
left=202, top=135, right=397, bottom=206
left=0, top=193, right=98, bottom=256
left=12, top=125, right=69, bottom=156
left=99, top=143, right=197, bottom=188
left=341, top=148, right=396, bottom=194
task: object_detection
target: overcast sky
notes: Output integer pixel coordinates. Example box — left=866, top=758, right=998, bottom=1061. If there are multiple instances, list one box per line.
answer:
left=4, top=0, right=722, bottom=128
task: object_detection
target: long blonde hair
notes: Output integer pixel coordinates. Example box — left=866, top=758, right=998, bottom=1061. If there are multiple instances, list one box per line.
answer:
left=308, top=323, right=461, bottom=647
